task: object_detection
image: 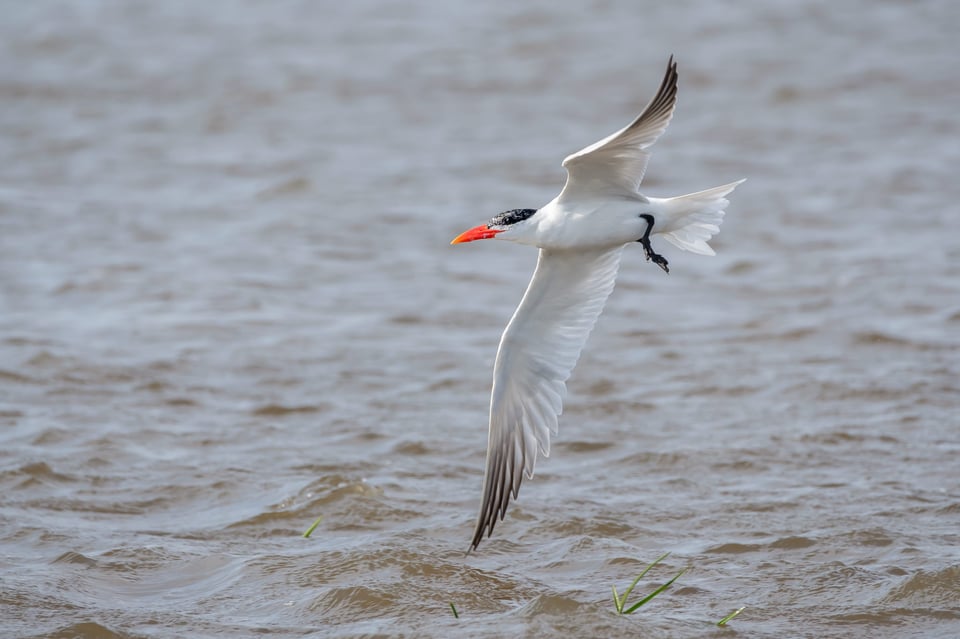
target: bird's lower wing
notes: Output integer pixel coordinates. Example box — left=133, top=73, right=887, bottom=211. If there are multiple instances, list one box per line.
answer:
left=470, top=246, right=625, bottom=550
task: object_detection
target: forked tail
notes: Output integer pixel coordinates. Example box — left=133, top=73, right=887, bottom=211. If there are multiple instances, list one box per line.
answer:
left=654, top=179, right=745, bottom=256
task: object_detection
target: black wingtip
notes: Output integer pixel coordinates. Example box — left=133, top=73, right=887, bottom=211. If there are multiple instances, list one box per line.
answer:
left=665, top=55, right=678, bottom=89
left=468, top=509, right=489, bottom=552
left=468, top=510, right=496, bottom=552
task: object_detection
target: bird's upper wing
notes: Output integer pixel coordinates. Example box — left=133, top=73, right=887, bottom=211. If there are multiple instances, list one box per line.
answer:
left=559, top=56, right=678, bottom=199
left=470, top=246, right=625, bottom=550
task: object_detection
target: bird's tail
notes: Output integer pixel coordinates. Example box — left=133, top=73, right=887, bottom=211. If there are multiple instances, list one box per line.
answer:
left=653, top=179, right=745, bottom=256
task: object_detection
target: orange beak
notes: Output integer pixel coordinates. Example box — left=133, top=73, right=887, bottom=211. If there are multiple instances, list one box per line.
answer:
left=450, top=224, right=503, bottom=245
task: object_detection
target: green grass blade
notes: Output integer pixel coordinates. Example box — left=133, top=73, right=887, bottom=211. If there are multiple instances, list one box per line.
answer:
left=302, top=515, right=323, bottom=538
left=617, top=552, right=670, bottom=606
left=449, top=602, right=459, bottom=619
left=617, top=574, right=643, bottom=610
left=637, top=552, right=671, bottom=579
left=622, top=566, right=688, bottom=615
left=717, top=606, right=745, bottom=626
left=612, top=585, right=623, bottom=613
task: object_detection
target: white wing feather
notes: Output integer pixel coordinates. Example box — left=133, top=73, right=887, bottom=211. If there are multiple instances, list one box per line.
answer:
left=559, top=56, right=678, bottom=199
left=470, top=246, right=625, bottom=549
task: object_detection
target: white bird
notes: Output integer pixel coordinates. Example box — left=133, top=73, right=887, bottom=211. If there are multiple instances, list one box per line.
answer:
left=451, top=56, right=744, bottom=550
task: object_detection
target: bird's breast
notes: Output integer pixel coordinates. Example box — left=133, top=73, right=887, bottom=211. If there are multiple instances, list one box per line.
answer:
left=532, top=198, right=650, bottom=250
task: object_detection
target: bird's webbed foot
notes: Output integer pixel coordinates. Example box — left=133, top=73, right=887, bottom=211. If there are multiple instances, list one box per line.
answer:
left=643, top=243, right=670, bottom=273
left=637, top=214, right=669, bottom=274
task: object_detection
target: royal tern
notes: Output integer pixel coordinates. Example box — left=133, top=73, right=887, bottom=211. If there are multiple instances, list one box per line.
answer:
left=452, top=56, right=744, bottom=550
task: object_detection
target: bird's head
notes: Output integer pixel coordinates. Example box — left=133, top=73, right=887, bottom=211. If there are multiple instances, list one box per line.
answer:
left=450, top=208, right=538, bottom=245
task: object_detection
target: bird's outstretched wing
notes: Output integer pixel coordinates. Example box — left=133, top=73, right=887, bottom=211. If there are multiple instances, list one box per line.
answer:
left=559, top=56, right=678, bottom=199
left=470, top=246, right=625, bottom=550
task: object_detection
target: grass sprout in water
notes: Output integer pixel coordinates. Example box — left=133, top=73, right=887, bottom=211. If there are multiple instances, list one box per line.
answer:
left=302, top=516, right=323, bottom=538
left=717, top=606, right=745, bottom=626
left=611, top=552, right=688, bottom=615
left=449, top=602, right=459, bottom=619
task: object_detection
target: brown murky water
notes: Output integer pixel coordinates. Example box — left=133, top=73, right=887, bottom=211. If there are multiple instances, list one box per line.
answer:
left=2, top=1, right=959, bottom=637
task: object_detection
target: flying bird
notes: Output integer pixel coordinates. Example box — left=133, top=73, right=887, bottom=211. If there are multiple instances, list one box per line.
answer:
left=451, top=56, right=744, bottom=550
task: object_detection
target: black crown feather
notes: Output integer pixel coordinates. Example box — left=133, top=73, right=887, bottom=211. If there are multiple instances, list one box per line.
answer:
left=488, top=208, right=537, bottom=228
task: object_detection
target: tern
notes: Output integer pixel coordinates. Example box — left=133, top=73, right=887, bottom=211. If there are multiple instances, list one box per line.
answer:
left=451, top=56, right=744, bottom=550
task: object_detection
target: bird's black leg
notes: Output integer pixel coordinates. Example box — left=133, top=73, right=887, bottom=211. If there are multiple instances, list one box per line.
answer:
left=637, top=214, right=669, bottom=274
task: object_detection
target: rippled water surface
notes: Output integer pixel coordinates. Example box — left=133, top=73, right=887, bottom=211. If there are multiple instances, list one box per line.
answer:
left=2, top=1, right=959, bottom=637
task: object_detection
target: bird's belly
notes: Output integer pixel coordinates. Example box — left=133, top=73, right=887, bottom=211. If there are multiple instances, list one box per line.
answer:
left=535, top=200, right=648, bottom=250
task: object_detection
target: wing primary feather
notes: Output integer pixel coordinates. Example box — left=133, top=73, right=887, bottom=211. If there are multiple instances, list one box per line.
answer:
left=622, top=55, right=677, bottom=138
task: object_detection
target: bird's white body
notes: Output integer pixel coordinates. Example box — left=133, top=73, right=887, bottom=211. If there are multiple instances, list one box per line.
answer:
left=504, top=184, right=740, bottom=252
left=512, top=195, right=647, bottom=249
left=452, top=57, right=744, bottom=550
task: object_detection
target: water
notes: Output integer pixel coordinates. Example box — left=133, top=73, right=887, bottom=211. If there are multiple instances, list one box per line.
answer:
left=2, top=1, right=959, bottom=637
